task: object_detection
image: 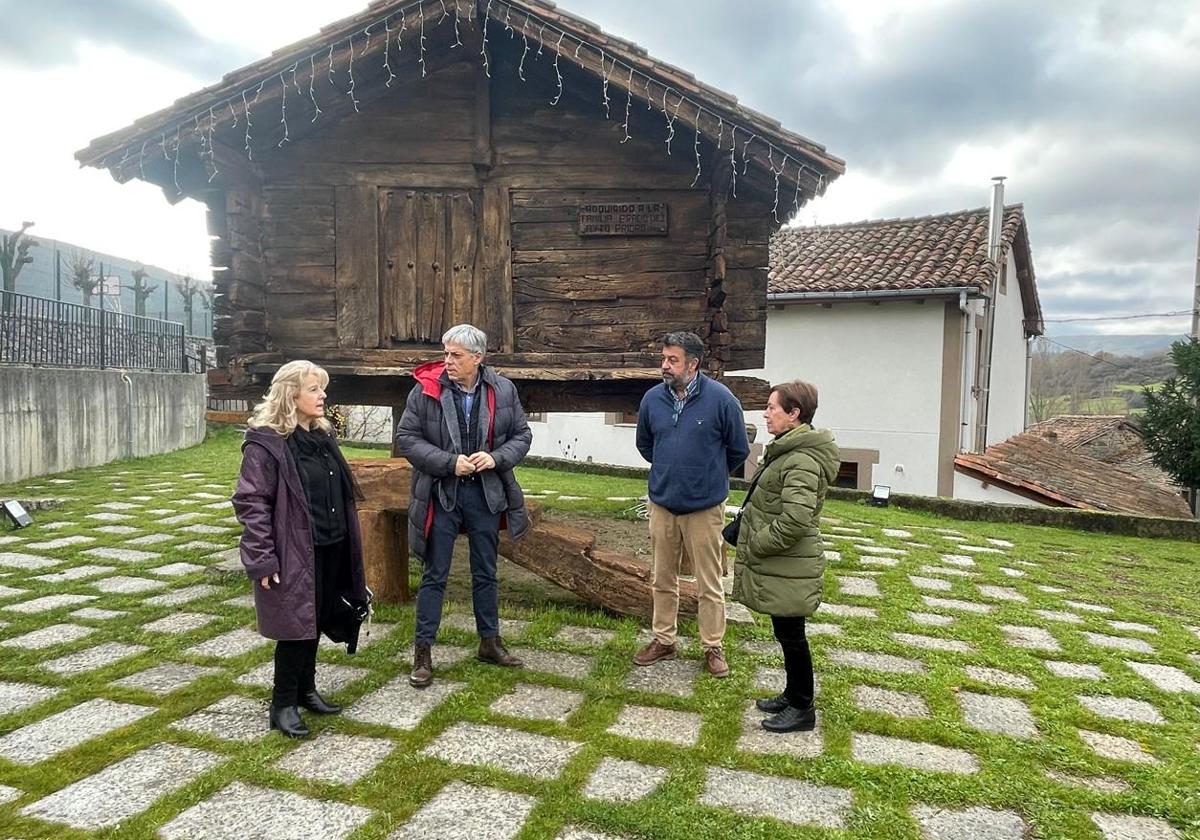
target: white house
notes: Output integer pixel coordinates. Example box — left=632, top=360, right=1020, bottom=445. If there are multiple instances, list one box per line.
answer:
left=528, top=183, right=1044, bottom=500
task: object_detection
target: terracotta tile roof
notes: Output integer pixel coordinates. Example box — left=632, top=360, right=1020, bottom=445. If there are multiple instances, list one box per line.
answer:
left=769, top=204, right=1022, bottom=292
left=955, top=431, right=1192, bottom=520
left=1029, top=415, right=1179, bottom=492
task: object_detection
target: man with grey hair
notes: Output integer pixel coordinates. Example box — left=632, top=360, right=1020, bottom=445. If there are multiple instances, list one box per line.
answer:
left=633, top=331, right=750, bottom=677
left=395, top=324, right=533, bottom=687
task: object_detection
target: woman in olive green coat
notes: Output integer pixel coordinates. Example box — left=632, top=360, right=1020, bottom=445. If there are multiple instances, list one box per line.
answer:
left=734, top=380, right=839, bottom=732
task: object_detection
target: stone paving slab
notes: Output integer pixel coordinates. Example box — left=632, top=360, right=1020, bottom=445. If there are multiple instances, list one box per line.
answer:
left=1090, top=813, right=1180, bottom=839
left=1079, top=730, right=1158, bottom=764
left=737, top=702, right=824, bottom=758
left=958, top=692, right=1038, bottom=739
left=911, top=805, right=1027, bottom=840
left=43, top=642, right=149, bottom=674
left=1000, top=624, right=1061, bottom=651
left=148, top=562, right=207, bottom=577
left=179, top=523, right=233, bottom=535
left=909, top=612, right=956, bottom=627
left=21, top=742, right=223, bottom=830
left=963, top=666, right=1036, bottom=692
left=186, top=627, right=270, bottom=659
left=160, top=782, right=372, bottom=840
left=910, top=576, right=952, bottom=591
left=144, top=584, right=222, bottom=607
left=700, top=766, right=853, bottom=830
left=0, top=552, right=61, bottom=571
left=490, top=683, right=586, bottom=722
left=1046, top=661, right=1107, bottom=680
left=124, top=533, right=178, bottom=546
left=1034, top=609, right=1085, bottom=624
left=1044, top=769, right=1131, bottom=794
left=1066, top=600, right=1114, bottom=614
left=172, top=696, right=270, bottom=742
left=511, top=647, right=595, bottom=679
left=0, top=698, right=154, bottom=764
left=837, top=576, right=881, bottom=597
left=113, top=663, right=223, bottom=695
left=921, top=597, right=993, bottom=614
left=853, top=685, right=930, bottom=718
left=920, top=565, right=976, bottom=578
left=422, top=721, right=582, bottom=779
left=92, top=575, right=168, bottom=594
left=4, top=593, right=97, bottom=614
left=276, top=734, right=395, bottom=785
left=625, top=657, right=700, bottom=697
left=159, top=512, right=206, bottom=525
left=237, top=661, right=370, bottom=695
left=582, top=757, right=668, bottom=801
left=939, top=554, right=976, bottom=567
left=85, top=512, right=135, bottom=522
left=892, top=632, right=975, bottom=654
left=32, top=564, right=116, bottom=583
left=1108, top=620, right=1158, bottom=635
left=177, top=540, right=228, bottom=551
left=345, top=678, right=465, bottom=730
left=71, top=607, right=127, bottom=621
left=829, top=648, right=927, bottom=675
left=25, top=535, right=96, bottom=549
left=819, top=602, right=878, bottom=619
left=553, top=625, right=617, bottom=647
left=0, top=680, right=62, bottom=713
left=1125, top=662, right=1200, bottom=694
left=1083, top=632, right=1155, bottom=654
left=1, top=622, right=97, bottom=649
left=0, top=584, right=26, bottom=599
left=0, top=782, right=20, bottom=803
left=1078, top=695, right=1165, bottom=724
left=977, top=585, right=1028, bottom=603
left=144, top=612, right=219, bottom=635
left=859, top=555, right=900, bottom=567
left=851, top=733, right=979, bottom=775
left=607, top=704, right=702, bottom=747
left=386, top=781, right=535, bottom=840
left=94, top=525, right=142, bottom=535
left=81, top=547, right=162, bottom=563
left=96, top=501, right=141, bottom=510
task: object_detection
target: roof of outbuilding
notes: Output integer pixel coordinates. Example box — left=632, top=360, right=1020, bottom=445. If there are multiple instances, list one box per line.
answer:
left=768, top=204, right=1042, bottom=333
left=954, top=430, right=1191, bottom=520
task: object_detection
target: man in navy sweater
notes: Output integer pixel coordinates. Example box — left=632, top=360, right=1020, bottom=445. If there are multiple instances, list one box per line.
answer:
left=633, top=331, right=750, bottom=677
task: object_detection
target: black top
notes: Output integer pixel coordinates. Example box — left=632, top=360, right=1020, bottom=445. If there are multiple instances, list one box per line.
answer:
left=287, top=425, right=349, bottom=546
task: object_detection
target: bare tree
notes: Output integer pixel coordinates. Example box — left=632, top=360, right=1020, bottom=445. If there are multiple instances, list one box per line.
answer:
left=1027, top=337, right=1057, bottom=424
left=1, top=221, right=37, bottom=296
left=175, top=276, right=199, bottom=335
left=67, top=250, right=98, bottom=307
left=130, top=266, right=158, bottom=317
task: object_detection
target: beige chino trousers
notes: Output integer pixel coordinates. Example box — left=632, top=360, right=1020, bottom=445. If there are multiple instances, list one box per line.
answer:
left=648, top=500, right=727, bottom=649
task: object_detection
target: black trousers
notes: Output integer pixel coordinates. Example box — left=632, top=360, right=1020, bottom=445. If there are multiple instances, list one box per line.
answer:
left=272, top=541, right=346, bottom=708
left=771, top=615, right=815, bottom=709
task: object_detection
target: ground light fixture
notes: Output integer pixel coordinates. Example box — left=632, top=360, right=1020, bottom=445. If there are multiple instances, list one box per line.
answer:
left=2, top=500, right=33, bottom=528
left=869, top=485, right=891, bottom=508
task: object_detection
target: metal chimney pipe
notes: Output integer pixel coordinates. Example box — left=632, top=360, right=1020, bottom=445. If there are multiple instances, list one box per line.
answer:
left=987, top=176, right=1006, bottom=262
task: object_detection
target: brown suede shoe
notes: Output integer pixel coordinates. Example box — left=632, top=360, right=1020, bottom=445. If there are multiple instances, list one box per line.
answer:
left=477, top=636, right=523, bottom=667
left=633, top=639, right=677, bottom=666
left=409, top=642, right=433, bottom=688
left=704, top=646, right=730, bottom=678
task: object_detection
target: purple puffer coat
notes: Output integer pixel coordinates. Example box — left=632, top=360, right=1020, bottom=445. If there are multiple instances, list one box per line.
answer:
left=231, top=427, right=367, bottom=640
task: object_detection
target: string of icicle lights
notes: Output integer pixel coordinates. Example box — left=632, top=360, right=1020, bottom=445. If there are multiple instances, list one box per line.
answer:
left=105, top=0, right=828, bottom=222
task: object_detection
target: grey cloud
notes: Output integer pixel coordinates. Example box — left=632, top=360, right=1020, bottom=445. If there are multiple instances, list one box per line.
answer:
left=0, top=0, right=255, bottom=80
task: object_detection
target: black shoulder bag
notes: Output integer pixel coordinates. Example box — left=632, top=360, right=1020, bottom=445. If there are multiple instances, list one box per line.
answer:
left=722, top=466, right=765, bottom=547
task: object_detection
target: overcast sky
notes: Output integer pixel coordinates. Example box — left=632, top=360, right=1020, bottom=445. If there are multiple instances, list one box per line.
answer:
left=1, top=0, right=1197, bottom=336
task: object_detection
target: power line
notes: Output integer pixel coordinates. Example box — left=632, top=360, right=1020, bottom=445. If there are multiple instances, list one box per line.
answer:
left=1036, top=336, right=1140, bottom=372
left=1043, top=309, right=1197, bottom=324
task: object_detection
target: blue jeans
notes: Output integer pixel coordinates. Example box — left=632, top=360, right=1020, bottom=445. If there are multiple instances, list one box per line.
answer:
left=415, top=478, right=501, bottom=645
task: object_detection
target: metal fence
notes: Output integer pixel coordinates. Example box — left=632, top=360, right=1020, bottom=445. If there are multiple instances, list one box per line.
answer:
left=0, top=290, right=189, bottom=372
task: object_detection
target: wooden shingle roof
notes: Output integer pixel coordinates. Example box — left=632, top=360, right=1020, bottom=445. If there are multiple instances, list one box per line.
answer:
left=955, top=431, right=1192, bottom=520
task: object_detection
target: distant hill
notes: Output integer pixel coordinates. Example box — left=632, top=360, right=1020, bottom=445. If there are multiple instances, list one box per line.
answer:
left=1045, top=333, right=1187, bottom=358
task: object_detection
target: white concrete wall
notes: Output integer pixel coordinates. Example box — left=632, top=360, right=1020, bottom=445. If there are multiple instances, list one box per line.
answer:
left=984, top=257, right=1031, bottom=445
left=528, top=412, right=646, bottom=467
left=736, top=302, right=949, bottom=496
left=953, top=470, right=1048, bottom=507
left=0, top=367, right=207, bottom=484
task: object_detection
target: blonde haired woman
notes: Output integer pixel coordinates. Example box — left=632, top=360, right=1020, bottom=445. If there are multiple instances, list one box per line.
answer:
left=232, top=360, right=368, bottom=738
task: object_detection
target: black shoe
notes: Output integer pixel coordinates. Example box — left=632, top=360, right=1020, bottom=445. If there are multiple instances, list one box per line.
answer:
left=755, top=693, right=789, bottom=714
left=269, top=704, right=310, bottom=738
left=299, top=690, right=341, bottom=715
left=410, top=642, right=433, bottom=688
left=477, top=636, right=523, bottom=668
left=761, top=704, right=816, bottom=733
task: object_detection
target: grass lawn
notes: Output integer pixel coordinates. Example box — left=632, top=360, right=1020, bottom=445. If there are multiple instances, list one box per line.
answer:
left=0, top=427, right=1196, bottom=839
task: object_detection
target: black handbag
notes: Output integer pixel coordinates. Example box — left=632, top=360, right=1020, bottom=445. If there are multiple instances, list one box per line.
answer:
left=723, top=467, right=765, bottom=546
left=321, top=587, right=374, bottom=654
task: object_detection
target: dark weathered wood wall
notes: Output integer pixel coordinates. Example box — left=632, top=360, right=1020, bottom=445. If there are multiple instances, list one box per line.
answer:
left=210, top=30, right=775, bottom=399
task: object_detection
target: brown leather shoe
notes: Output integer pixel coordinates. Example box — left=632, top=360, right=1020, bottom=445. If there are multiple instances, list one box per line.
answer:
left=704, top=646, right=730, bottom=678
left=633, top=639, right=677, bottom=666
left=409, top=642, right=433, bottom=688
left=477, top=636, right=523, bottom=667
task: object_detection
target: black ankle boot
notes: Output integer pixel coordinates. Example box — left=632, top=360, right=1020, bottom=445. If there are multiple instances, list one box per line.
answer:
left=761, top=704, right=816, bottom=733
left=755, top=693, right=789, bottom=714
left=299, top=690, right=341, bottom=715
left=269, top=704, right=310, bottom=738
